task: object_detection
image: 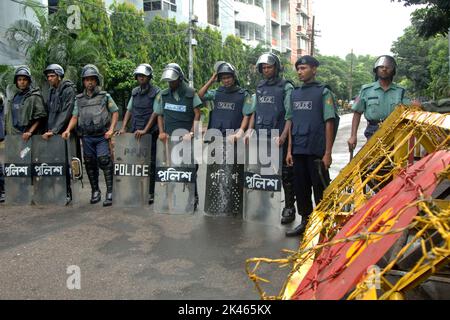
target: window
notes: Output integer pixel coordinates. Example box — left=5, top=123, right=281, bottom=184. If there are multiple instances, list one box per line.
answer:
left=207, top=0, right=219, bottom=26
left=144, top=0, right=175, bottom=12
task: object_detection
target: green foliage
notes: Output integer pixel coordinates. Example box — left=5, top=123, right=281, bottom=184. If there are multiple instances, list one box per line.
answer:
left=392, top=26, right=449, bottom=99
left=109, top=2, right=149, bottom=62
left=104, top=58, right=136, bottom=115
left=315, top=54, right=376, bottom=101
left=393, top=0, right=450, bottom=38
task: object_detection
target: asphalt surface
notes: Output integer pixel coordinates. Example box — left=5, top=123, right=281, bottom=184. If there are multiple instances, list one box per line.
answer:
left=0, top=113, right=367, bottom=300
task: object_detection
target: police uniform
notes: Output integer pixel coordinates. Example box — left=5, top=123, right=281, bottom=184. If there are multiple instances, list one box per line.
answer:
left=153, top=81, right=203, bottom=134
left=203, top=87, right=253, bottom=135
left=249, top=77, right=297, bottom=220
left=352, top=80, right=409, bottom=139
left=290, top=82, right=337, bottom=228
left=45, top=74, right=77, bottom=203
left=73, top=87, right=119, bottom=205
left=126, top=83, right=160, bottom=199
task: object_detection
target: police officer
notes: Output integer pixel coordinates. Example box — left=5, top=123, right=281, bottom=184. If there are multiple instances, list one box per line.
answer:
left=246, top=52, right=296, bottom=225
left=119, top=63, right=160, bottom=204
left=42, top=64, right=76, bottom=139
left=285, top=55, right=338, bottom=237
left=62, top=64, right=119, bottom=207
left=5, top=66, right=47, bottom=141
left=155, top=63, right=202, bottom=208
left=155, top=63, right=202, bottom=141
left=0, top=93, right=4, bottom=203
left=198, top=62, right=253, bottom=140
left=42, top=64, right=77, bottom=204
left=347, top=55, right=410, bottom=150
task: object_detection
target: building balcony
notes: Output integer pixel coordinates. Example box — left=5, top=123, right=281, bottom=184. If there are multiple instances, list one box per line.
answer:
left=280, top=13, right=290, bottom=26
left=235, top=1, right=265, bottom=27
left=271, top=10, right=280, bottom=24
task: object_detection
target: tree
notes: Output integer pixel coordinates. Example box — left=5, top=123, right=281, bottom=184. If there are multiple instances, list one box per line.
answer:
left=103, top=58, right=136, bottom=115
left=393, top=0, right=450, bottom=38
left=392, top=25, right=448, bottom=99
left=109, top=2, right=149, bottom=63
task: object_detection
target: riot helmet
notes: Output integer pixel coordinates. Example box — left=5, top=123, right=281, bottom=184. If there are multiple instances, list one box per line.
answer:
left=133, top=63, right=153, bottom=79
left=81, top=64, right=101, bottom=84
left=216, top=62, right=237, bottom=81
left=373, top=55, right=397, bottom=77
left=256, top=52, right=282, bottom=74
left=161, top=63, right=184, bottom=82
left=43, top=64, right=65, bottom=78
left=14, top=65, right=32, bottom=85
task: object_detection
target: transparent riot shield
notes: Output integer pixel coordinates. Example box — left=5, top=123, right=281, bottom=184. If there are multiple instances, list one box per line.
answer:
left=4, top=135, right=32, bottom=205
left=31, top=135, right=68, bottom=205
left=204, top=140, right=243, bottom=217
left=153, top=139, right=196, bottom=214
left=113, top=133, right=151, bottom=207
left=243, top=135, right=282, bottom=226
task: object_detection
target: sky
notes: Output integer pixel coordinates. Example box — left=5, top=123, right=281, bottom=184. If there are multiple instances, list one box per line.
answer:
left=312, top=0, right=421, bottom=58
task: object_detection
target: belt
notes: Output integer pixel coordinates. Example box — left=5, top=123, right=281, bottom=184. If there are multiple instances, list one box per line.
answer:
left=367, top=120, right=383, bottom=126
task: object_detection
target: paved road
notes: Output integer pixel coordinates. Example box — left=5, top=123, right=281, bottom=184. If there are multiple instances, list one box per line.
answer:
left=0, top=113, right=367, bottom=299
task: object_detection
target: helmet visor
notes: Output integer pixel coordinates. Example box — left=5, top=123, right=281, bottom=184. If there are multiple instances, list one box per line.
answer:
left=161, top=69, right=180, bottom=81
left=256, top=54, right=276, bottom=67
left=374, top=56, right=395, bottom=69
left=134, top=65, right=151, bottom=77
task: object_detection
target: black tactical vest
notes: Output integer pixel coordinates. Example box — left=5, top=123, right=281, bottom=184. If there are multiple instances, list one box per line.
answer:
left=208, top=86, right=245, bottom=135
left=131, top=85, right=159, bottom=132
left=161, top=83, right=195, bottom=135
left=255, top=78, right=287, bottom=136
left=291, top=82, right=326, bottom=157
left=76, top=90, right=110, bottom=136
left=47, top=80, right=75, bottom=133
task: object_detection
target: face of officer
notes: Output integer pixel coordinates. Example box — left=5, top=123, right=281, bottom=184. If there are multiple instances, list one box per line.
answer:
left=261, top=64, right=276, bottom=80
left=46, top=72, right=60, bottom=88
left=136, top=74, right=150, bottom=87
left=83, top=76, right=98, bottom=92
left=376, top=65, right=394, bottom=81
left=16, top=76, right=30, bottom=91
left=220, top=74, right=235, bottom=88
left=168, top=79, right=181, bottom=91
left=296, top=64, right=317, bottom=83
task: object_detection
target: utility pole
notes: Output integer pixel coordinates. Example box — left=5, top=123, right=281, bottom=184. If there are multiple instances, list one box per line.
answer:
left=310, top=15, right=315, bottom=56
left=348, top=48, right=354, bottom=101
left=188, top=0, right=195, bottom=88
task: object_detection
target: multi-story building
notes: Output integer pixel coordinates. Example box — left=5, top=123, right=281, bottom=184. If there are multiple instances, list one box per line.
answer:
left=0, top=0, right=312, bottom=66
left=143, top=0, right=313, bottom=64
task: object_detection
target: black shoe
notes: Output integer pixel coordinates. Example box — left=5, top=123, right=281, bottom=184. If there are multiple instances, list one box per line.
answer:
left=65, top=196, right=72, bottom=206
left=103, top=192, right=112, bottom=207
left=148, top=194, right=154, bottom=205
left=194, top=196, right=199, bottom=211
left=0, top=191, right=4, bottom=203
left=90, top=190, right=101, bottom=204
left=281, top=207, right=296, bottom=224
left=285, top=221, right=307, bottom=237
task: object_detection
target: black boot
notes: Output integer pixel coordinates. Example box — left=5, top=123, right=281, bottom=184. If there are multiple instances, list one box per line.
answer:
left=286, top=215, right=308, bottom=237
left=281, top=165, right=296, bottom=224
left=281, top=208, right=296, bottom=224
left=84, top=156, right=101, bottom=204
left=98, top=155, right=113, bottom=207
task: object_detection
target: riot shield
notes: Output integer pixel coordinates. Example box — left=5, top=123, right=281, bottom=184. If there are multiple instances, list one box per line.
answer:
left=243, top=135, right=282, bottom=226
left=31, top=135, right=68, bottom=205
left=4, top=135, right=32, bottom=205
left=153, top=139, right=196, bottom=214
left=204, top=140, right=243, bottom=217
left=113, top=133, right=151, bottom=207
